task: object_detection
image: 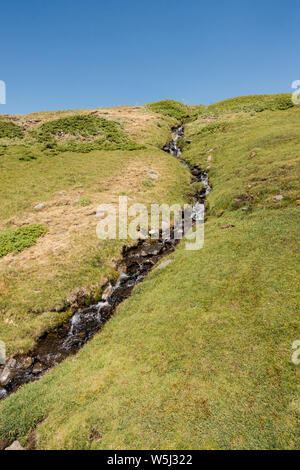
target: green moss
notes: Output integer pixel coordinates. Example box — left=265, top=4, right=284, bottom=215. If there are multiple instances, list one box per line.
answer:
left=0, top=121, right=24, bottom=139
left=147, top=100, right=190, bottom=121
left=0, top=224, right=47, bottom=258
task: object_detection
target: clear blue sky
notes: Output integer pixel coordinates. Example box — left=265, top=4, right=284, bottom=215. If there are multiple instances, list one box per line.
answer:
left=1, top=0, right=299, bottom=114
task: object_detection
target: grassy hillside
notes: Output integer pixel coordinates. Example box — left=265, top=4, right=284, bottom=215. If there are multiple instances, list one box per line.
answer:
left=0, top=96, right=299, bottom=449
left=192, top=93, right=294, bottom=118
left=0, top=105, right=191, bottom=355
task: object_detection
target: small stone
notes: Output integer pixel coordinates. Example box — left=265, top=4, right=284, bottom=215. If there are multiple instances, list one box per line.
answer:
left=273, top=194, right=283, bottom=202
left=0, top=387, right=7, bottom=399
left=155, top=259, right=173, bottom=270
left=221, top=224, right=235, bottom=229
left=248, top=152, right=257, bottom=159
left=22, top=357, right=33, bottom=369
left=148, top=172, right=158, bottom=180
left=0, top=358, right=17, bottom=387
left=242, top=207, right=250, bottom=211
left=32, top=362, right=44, bottom=375
left=102, top=284, right=113, bottom=300
left=5, top=440, right=24, bottom=451
left=34, top=202, right=45, bottom=210
left=207, top=155, right=212, bottom=162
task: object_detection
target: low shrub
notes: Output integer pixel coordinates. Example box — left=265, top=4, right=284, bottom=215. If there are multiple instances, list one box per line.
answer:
left=0, top=121, right=24, bottom=139
left=35, top=115, right=144, bottom=151
left=147, top=100, right=190, bottom=121
left=0, top=224, right=48, bottom=258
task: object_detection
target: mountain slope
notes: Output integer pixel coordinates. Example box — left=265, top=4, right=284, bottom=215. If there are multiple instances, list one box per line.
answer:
left=0, top=95, right=299, bottom=449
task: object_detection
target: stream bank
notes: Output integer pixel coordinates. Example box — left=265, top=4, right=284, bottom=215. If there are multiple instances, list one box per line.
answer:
left=0, top=125, right=210, bottom=400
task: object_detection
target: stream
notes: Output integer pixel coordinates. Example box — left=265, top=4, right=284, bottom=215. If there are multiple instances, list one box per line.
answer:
left=0, top=126, right=211, bottom=400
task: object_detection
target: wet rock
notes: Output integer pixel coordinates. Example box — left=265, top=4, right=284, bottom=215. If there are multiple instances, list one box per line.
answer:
left=140, top=243, right=162, bottom=257
left=5, top=440, right=24, bottom=451
left=32, top=362, right=44, bottom=375
left=273, top=194, right=283, bottom=202
left=21, top=357, right=33, bottom=369
left=34, top=202, right=45, bottom=210
left=102, top=283, right=113, bottom=300
left=0, top=387, right=7, bottom=399
left=0, top=358, right=17, bottom=386
left=191, top=167, right=201, bottom=176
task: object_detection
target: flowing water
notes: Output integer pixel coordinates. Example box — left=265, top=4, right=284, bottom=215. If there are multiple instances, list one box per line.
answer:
left=0, top=126, right=210, bottom=400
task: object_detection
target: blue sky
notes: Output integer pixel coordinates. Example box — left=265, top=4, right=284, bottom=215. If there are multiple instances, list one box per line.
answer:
left=0, top=0, right=299, bottom=114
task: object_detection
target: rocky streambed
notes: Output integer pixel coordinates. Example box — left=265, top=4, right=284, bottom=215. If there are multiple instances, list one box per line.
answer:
left=0, top=125, right=210, bottom=400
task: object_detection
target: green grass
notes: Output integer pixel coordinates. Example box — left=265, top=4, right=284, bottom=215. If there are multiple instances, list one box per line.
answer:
left=0, top=121, right=24, bottom=139
left=194, top=93, right=294, bottom=118
left=0, top=110, right=190, bottom=355
left=0, top=96, right=299, bottom=450
left=147, top=100, right=190, bottom=121
left=0, top=224, right=47, bottom=258
left=76, top=197, right=91, bottom=207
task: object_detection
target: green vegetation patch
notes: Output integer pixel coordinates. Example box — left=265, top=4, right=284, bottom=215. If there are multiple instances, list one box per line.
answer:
left=147, top=100, right=190, bottom=121
left=0, top=121, right=24, bottom=139
left=196, top=94, right=293, bottom=118
left=38, top=115, right=120, bottom=138
left=0, top=224, right=47, bottom=258
left=197, top=121, right=233, bottom=136
left=34, top=115, right=144, bottom=151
